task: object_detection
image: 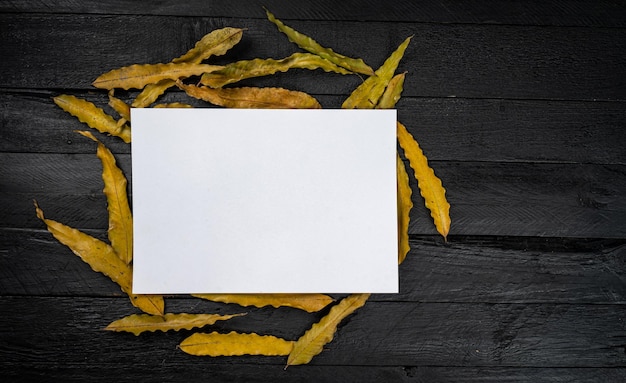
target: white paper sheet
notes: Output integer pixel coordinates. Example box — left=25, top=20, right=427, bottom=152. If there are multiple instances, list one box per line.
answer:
left=131, top=108, right=398, bottom=294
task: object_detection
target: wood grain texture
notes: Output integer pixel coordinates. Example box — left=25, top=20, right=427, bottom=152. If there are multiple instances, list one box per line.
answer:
left=2, top=14, right=626, bottom=100
left=2, top=0, right=626, bottom=27
left=1, top=297, right=625, bottom=368
left=3, top=91, right=625, bottom=165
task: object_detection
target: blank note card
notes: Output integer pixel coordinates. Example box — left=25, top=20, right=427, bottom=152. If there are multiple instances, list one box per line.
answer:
left=131, top=108, right=398, bottom=294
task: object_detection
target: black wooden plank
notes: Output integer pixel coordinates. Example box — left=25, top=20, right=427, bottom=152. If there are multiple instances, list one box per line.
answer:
left=2, top=228, right=625, bottom=304
left=2, top=0, right=626, bottom=27
left=3, top=153, right=625, bottom=237
left=3, top=366, right=626, bottom=383
left=3, top=91, right=625, bottom=165
left=0, top=297, right=624, bottom=368
left=2, top=15, right=625, bottom=101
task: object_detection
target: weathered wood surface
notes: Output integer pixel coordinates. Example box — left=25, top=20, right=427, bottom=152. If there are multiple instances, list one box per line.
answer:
left=1, top=0, right=625, bottom=381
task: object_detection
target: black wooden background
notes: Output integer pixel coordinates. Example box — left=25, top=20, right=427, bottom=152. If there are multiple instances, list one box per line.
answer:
left=1, top=1, right=626, bottom=381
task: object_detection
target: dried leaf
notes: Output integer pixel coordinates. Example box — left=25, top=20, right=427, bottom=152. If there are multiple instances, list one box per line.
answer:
left=76, top=131, right=133, bottom=264
left=397, top=154, right=413, bottom=264
left=192, top=294, right=334, bottom=313
left=180, top=331, right=294, bottom=357
left=53, top=94, right=131, bottom=143
left=287, top=293, right=370, bottom=367
left=266, top=9, right=374, bottom=76
left=34, top=201, right=164, bottom=315
left=93, top=63, right=224, bottom=90
left=178, top=82, right=321, bottom=109
left=201, top=53, right=351, bottom=88
left=107, top=90, right=131, bottom=122
left=153, top=102, right=193, bottom=108
left=342, top=36, right=411, bottom=109
left=376, top=72, right=406, bottom=110
left=133, top=27, right=243, bottom=107
left=172, top=27, right=243, bottom=64
left=105, top=313, right=246, bottom=336
left=397, top=122, right=451, bottom=240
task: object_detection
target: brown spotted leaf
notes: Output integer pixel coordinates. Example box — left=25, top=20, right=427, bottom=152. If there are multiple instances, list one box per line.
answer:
left=180, top=331, right=294, bottom=357
left=105, top=313, right=246, bottom=336
left=287, top=293, right=370, bottom=366
left=53, top=94, right=131, bottom=143
left=192, top=294, right=334, bottom=313
left=34, top=201, right=164, bottom=315
left=177, top=82, right=321, bottom=109
left=397, top=122, right=451, bottom=240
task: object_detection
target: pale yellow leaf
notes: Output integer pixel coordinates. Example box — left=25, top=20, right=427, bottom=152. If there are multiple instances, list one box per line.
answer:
left=76, top=131, right=132, bottom=264
left=105, top=313, right=246, bottom=336
left=34, top=201, right=164, bottom=315
left=178, top=82, right=321, bottom=109
left=53, top=94, right=131, bottom=143
left=342, top=36, right=411, bottom=109
left=180, top=331, right=294, bottom=357
left=397, top=122, right=451, bottom=240
left=192, top=294, right=334, bottom=313
left=287, top=293, right=370, bottom=366
left=93, top=63, right=224, bottom=90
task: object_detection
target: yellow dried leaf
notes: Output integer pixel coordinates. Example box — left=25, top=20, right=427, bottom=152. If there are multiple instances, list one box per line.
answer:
left=266, top=9, right=374, bottom=76
left=397, top=154, right=413, bottom=264
left=105, top=313, right=246, bottom=336
left=180, top=331, right=294, bottom=357
left=397, top=122, right=451, bottom=240
left=153, top=102, right=193, bottom=108
left=287, top=293, right=370, bottom=367
left=201, top=53, right=351, bottom=88
left=133, top=27, right=243, bottom=107
left=376, top=72, right=406, bottom=110
left=192, top=294, right=334, bottom=313
left=53, top=94, right=131, bottom=143
left=34, top=201, right=164, bottom=315
left=342, top=36, right=411, bottom=109
left=172, top=27, right=243, bottom=64
left=93, top=63, right=224, bottom=90
left=107, top=90, right=131, bottom=122
left=76, top=131, right=133, bottom=264
left=177, top=82, right=321, bottom=109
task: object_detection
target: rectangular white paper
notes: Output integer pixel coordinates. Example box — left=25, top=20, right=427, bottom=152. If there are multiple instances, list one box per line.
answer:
left=131, top=108, right=398, bottom=294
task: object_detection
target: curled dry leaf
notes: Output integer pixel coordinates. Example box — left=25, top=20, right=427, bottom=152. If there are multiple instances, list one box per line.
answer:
left=201, top=53, right=351, bottom=88
left=342, top=36, right=412, bottom=109
left=397, top=122, right=451, bottom=240
left=192, top=294, right=334, bottom=313
left=180, top=331, right=294, bottom=357
left=266, top=9, right=374, bottom=76
left=76, top=131, right=133, bottom=264
left=34, top=201, right=164, bottom=315
left=105, top=313, right=246, bottom=336
left=53, top=94, right=131, bottom=143
left=133, top=27, right=243, bottom=108
left=396, top=154, right=413, bottom=264
left=93, top=63, right=224, bottom=90
left=287, top=293, right=370, bottom=367
left=178, top=82, right=321, bottom=109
